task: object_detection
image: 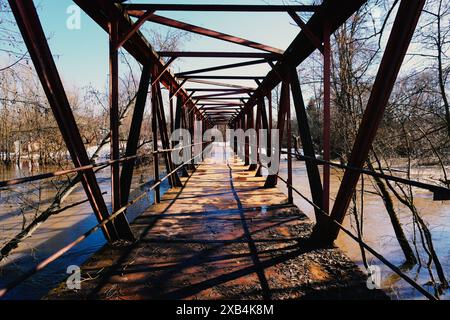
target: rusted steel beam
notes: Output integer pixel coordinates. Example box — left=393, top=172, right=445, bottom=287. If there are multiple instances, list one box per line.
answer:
left=201, top=106, right=242, bottom=110
left=156, top=83, right=182, bottom=188
left=268, top=92, right=273, bottom=155
left=284, top=151, right=450, bottom=200
left=170, top=79, right=188, bottom=99
left=125, top=4, right=320, bottom=12
left=186, top=98, right=201, bottom=116
left=255, top=99, right=262, bottom=177
left=260, top=98, right=269, bottom=142
left=181, top=104, right=188, bottom=130
left=189, top=110, right=195, bottom=169
left=257, top=96, right=270, bottom=171
left=312, top=0, right=426, bottom=245
left=203, top=107, right=240, bottom=110
left=0, top=156, right=130, bottom=188
left=187, top=88, right=253, bottom=92
left=238, top=117, right=244, bottom=159
left=291, top=70, right=325, bottom=226
left=174, top=96, right=183, bottom=131
left=266, top=60, right=284, bottom=82
left=232, top=120, right=238, bottom=154
left=151, top=57, right=177, bottom=86
left=248, top=108, right=258, bottom=170
left=196, top=97, right=250, bottom=100
left=151, top=68, right=161, bottom=203
left=179, top=75, right=266, bottom=80
left=158, top=51, right=279, bottom=59
left=288, top=11, right=324, bottom=53
left=8, top=0, right=131, bottom=242
left=243, top=112, right=249, bottom=166
left=120, top=64, right=152, bottom=208
left=178, top=91, right=196, bottom=109
left=232, top=0, right=367, bottom=123
left=169, top=85, right=174, bottom=134
left=192, top=89, right=249, bottom=99
left=131, top=14, right=283, bottom=54
left=286, top=94, right=293, bottom=204
left=174, top=97, right=189, bottom=177
left=265, top=81, right=289, bottom=188
left=322, top=21, right=331, bottom=214
left=176, top=59, right=274, bottom=77
left=109, top=20, right=122, bottom=228
left=117, top=10, right=155, bottom=49
left=74, top=0, right=200, bottom=121
left=187, top=80, right=256, bottom=90
left=203, top=112, right=240, bottom=116
left=200, top=103, right=243, bottom=106
left=204, top=113, right=238, bottom=115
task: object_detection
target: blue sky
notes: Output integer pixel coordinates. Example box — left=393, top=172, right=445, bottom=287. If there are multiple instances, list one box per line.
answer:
left=1, top=1, right=427, bottom=97
left=28, top=0, right=309, bottom=91
left=36, top=0, right=117, bottom=91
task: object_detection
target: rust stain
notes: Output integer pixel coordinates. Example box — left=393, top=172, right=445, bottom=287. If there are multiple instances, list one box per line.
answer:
left=46, top=153, right=387, bottom=300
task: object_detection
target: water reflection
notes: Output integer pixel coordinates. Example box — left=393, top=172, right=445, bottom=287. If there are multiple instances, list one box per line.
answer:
left=1, top=157, right=449, bottom=300
left=0, top=163, right=169, bottom=300
left=277, top=160, right=450, bottom=300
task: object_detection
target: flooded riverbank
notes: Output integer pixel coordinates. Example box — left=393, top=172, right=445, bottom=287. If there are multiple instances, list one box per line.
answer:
left=277, top=160, right=450, bottom=300
left=1, top=155, right=449, bottom=300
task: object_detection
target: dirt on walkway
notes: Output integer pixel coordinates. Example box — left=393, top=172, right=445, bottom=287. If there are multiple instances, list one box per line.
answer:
left=47, top=155, right=387, bottom=300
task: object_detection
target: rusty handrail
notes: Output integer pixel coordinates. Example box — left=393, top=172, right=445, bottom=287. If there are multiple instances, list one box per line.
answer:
left=0, top=148, right=208, bottom=298
left=239, top=141, right=450, bottom=199
left=253, top=160, right=438, bottom=300
left=0, top=142, right=209, bottom=189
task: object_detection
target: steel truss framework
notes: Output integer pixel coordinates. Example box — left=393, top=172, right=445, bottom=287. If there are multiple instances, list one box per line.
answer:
left=8, top=0, right=447, bottom=251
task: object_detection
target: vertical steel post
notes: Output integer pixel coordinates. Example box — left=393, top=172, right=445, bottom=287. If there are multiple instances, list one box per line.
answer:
left=264, top=81, right=289, bottom=188
left=108, top=20, right=133, bottom=240
left=202, top=118, right=206, bottom=153
left=7, top=0, right=134, bottom=242
left=233, top=120, right=238, bottom=155
left=312, top=0, right=426, bottom=244
left=255, top=98, right=262, bottom=177
left=268, top=92, right=273, bottom=157
left=286, top=86, right=293, bottom=204
left=248, top=107, right=257, bottom=171
left=291, top=70, right=325, bottom=226
left=120, top=64, right=151, bottom=208
left=322, top=20, right=331, bottom=214
left=169, top=85, right=174, bottom=137
left=109, top=20, right=121, bottom=214
left=174, top=96, right=189, bottom=177
left=244, top=112, right=250, bottom=166
left=259, top=97, right=269, bottom=177
left=189, top=109, right=195, bottom=169
left=267, top=91, right=273, bottom=143
left=241, top=117, right=245, bottom=160
left=156, top=83, right=181, bottom=187
left=151, top=68, right=161, bottom=203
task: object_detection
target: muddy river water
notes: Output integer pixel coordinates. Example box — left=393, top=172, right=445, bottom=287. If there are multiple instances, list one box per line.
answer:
left=0, top=155, right=449, bottom=300
left=277, top=161, right=450, bottom=300
left=0, top=161, right=169, bottom=299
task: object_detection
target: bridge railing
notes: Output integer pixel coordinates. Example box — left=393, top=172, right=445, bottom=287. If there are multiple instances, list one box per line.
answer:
left=0, top=144, right=209, bottom=298
left=249, top=147, right=449, bottom=300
